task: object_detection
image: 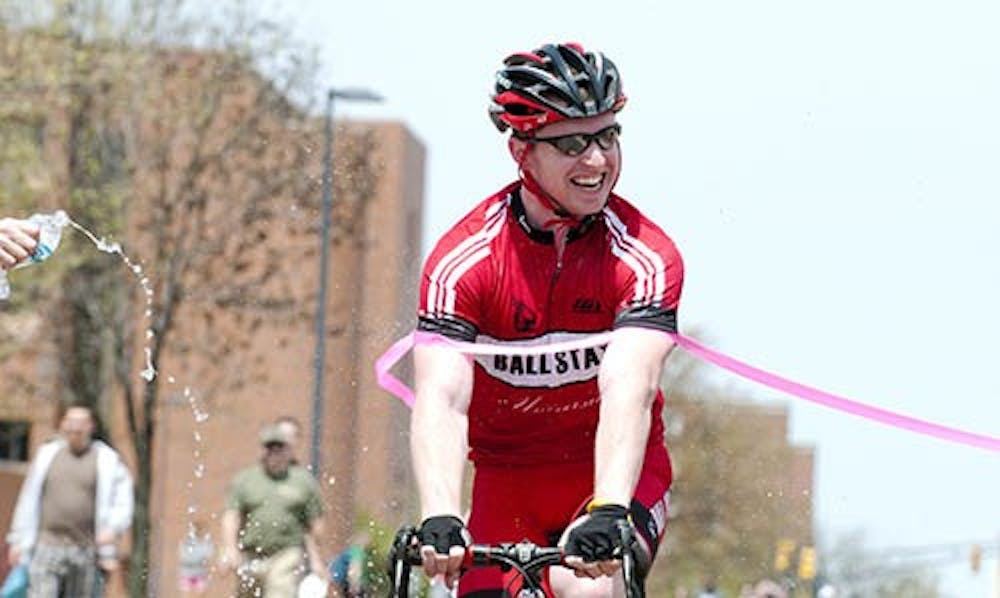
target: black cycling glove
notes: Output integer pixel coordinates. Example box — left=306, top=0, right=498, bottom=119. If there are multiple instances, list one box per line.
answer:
left=418, top=515, right=471, bottom=555
left=564, top=504, right=631, bottom=562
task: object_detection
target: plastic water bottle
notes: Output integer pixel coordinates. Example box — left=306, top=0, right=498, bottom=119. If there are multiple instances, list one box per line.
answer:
left=0, top=210, right=69, bottom=301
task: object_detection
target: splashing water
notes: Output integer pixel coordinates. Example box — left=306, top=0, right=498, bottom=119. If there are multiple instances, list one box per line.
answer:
left=66, top=218, right=158, bottom=382
left=185, top=387, right=211, bottom=468
left=65, top=215, right=217, bottom=545
left=141, top=347, right=156, bottom=382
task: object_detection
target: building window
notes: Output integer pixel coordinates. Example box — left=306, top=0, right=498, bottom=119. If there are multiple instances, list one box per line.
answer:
left=0, top=421, right=31, bottom=462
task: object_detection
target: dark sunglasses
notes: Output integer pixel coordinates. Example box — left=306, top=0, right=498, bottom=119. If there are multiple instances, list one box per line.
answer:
left=526, top=124, right=622, bottom=157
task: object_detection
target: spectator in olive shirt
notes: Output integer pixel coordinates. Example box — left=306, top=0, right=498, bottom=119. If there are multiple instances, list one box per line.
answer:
left=219, top=424, right=327, bottom=597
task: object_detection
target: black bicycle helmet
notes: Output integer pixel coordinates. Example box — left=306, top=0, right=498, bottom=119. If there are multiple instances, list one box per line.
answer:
left=489, top=42, right=626, bottom=135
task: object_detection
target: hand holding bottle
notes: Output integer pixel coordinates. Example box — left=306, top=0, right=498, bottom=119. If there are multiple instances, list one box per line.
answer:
left=0, top=210, right=69, bottom=300
left=0, top=217, right=40, bottom=270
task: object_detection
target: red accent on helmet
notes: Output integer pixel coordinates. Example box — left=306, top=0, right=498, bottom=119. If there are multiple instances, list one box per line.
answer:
left=489, top=42, right=626, bottom=136
left=508, top=51, right=544, bottom=64
left=492, top=91, right=563, bottom=134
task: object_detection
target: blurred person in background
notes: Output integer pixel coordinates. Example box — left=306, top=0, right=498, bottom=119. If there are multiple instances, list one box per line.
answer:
left=697, top=577, right=721, bottom=598
left=274, top=413, right=328, bottom=590
left=5, top=404, right=134, bottom=598
left=750, top=579, right=787, bottom=598
left=219, top=424, right=327, bottom=597
left=177, top=520, right=214, bottom=595
left=328, top=531, right=372, bottom=597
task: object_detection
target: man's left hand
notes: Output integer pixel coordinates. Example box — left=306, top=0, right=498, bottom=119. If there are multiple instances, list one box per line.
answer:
left=563, top=504, right=630, bottom=579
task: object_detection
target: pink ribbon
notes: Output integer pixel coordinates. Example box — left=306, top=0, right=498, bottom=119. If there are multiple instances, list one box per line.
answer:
left=375, top=330, right=1000, bottom=452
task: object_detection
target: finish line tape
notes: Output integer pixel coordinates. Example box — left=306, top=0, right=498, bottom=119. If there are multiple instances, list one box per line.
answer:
left=374, top=330, right=1000, bottom=452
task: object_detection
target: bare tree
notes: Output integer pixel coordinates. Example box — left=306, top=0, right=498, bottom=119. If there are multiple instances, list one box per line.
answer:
left=1, top=2, right=383, bottom=595
left=648, top=342, right=816, bottom=597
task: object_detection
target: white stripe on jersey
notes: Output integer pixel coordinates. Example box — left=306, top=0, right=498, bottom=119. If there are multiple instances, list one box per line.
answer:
left=603, top=207, right=666, bottom=305
left=427, top=198, right=508, bottom=316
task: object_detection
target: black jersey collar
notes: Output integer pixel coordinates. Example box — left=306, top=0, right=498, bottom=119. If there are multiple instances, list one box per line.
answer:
left=509, top=187, right=598, bottom=244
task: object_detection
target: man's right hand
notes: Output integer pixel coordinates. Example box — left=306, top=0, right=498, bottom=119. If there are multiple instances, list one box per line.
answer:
left=7, top=545, right=21, bottom=568
left=418, top=515, right=470, bottom=584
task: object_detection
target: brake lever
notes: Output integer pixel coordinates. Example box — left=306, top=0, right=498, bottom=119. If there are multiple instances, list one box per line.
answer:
left=616, top=520, right=644, bottom=598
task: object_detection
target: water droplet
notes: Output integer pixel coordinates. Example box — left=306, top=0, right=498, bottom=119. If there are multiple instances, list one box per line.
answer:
left=140, top=347, right=156, bottom=381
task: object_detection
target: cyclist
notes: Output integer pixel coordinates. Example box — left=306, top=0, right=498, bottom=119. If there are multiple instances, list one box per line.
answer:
left=412, top=42, right=684, bottom=597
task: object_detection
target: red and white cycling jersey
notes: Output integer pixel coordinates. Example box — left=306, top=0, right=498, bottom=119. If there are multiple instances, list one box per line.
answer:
left=418, top=181, right=684, bottom=467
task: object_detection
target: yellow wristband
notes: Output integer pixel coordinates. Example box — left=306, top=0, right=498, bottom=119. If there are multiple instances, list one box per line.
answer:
left=585, top=499, right=617, bottom=513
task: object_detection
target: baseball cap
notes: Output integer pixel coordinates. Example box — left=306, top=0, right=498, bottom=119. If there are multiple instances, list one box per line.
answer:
left=259, top=425, right=288, bottom=446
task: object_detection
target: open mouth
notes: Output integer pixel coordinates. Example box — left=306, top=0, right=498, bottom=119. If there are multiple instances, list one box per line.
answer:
left=570, top=173, right=605, bottom=190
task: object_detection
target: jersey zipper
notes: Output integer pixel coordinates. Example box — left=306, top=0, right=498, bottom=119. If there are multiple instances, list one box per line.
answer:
left=545, top=247, right=563, bottom=325
left=545, top=223, right=570, bottom=326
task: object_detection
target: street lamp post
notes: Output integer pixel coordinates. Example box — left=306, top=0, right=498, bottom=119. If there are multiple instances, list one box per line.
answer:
left=311, top=87, right=384, bottom=474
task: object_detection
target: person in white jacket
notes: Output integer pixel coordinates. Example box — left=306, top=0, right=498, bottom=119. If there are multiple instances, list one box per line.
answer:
left=5, top=404, right=134, bottom=597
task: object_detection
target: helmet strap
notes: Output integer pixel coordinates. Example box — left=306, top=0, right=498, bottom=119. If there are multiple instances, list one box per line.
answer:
left=516, top=143, right=580, bottom=262
left=516, top=144, right=575, bottom=219
left=516, top=138, right=624, bottom=263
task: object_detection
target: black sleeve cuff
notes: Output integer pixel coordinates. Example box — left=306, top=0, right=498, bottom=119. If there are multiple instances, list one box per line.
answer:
left=614, top=305, right=678, bottom=333
left=417, top=314, right=479, bottom=342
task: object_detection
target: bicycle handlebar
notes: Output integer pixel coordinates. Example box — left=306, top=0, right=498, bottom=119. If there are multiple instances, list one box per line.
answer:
left=393, top=529, right=566, bottom=568
left=388, top=524, right=645, bottom=598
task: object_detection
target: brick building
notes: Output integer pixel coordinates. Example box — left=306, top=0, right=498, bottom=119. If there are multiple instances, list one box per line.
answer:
left=0, top=29, right=426, bottom=596
left=0, top=118, right=426, bottom=596
left=143, top=119, right=425, bottom=596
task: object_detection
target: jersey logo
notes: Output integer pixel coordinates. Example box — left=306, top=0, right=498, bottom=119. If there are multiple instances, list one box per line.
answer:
left=513, top=300, right=538, bottom=332
left=474, top=332, right=608, bottom=387
left=572, top=297, right=602, bottom=313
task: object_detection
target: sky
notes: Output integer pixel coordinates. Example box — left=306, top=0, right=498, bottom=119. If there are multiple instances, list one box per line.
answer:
left=276, top=1, right=999, bottom=595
